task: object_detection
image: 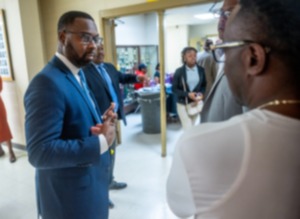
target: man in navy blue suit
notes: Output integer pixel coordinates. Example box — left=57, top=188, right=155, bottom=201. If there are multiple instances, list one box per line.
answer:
left=83, top=43, right=146, bottom=208
left=24, top=11, right=116, bottom=219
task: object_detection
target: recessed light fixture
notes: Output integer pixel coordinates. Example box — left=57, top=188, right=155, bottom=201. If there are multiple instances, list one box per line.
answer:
left=194, top=13, right=217, bottom=20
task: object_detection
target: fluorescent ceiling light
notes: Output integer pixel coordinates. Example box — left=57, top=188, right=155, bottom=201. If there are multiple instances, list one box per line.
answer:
left=194, top=13, right=216, bottom=20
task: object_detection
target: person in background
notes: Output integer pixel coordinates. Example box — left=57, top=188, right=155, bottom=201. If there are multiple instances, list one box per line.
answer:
left=153, top=63, right=160, bottom=84
left=197, top=39, right=218, bottom=95
left=134, top=63, right=147, bottom=90
left=83, top=42, right=146, bottom=209
left=0, top=76, right=16, bottom=163
left=172, top=47, right=206, bottom=130
left=200, top=0, right=243, bottom=123
left=24, top=11, right=116, bottom=219
left=167, top=0, right=300, bottom=218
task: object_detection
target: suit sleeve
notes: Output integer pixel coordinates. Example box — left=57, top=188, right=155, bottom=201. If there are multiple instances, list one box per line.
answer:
left=24, top=74, right=100, bottom=169
left=199, top=66, right=207, bottom=94
left=106, top=63, right=137, bottom=84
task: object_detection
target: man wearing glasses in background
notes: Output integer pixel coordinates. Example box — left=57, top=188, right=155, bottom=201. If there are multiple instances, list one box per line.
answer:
left=167, top=0, right=300, bottom=218
left=83, top=42, right=146, bottom=209
left=24, top=11, right=116, bottom=219
left=200, top=0, right=243, bottom=123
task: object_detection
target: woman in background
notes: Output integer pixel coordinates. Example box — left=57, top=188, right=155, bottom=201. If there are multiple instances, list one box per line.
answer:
left=172, top=47, right=206, bottom=130
left=0, top=76, right=16, bottom=162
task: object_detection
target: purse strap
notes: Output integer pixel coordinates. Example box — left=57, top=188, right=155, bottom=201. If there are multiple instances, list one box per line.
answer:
left=181, top=77, right=189, bottom=105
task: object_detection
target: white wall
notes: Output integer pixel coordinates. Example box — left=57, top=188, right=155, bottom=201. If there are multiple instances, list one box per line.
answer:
left=115, top=13, right=158, bottom=45
left=145, top=13, right=158, bottom=45
left=115, top=14, right=146, bottom=45
left=165, top=25, right=188, bottom=74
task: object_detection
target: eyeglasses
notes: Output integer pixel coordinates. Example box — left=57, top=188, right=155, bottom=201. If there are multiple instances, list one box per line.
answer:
left=213, top=9, right=231, bottom=19
left=210, top=40, right=271, bottom=63
left=64, top=30, right=103, bottom=45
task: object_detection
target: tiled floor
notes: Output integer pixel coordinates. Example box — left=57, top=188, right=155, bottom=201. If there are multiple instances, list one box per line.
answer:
left=0, top=113, right=190, bottom=219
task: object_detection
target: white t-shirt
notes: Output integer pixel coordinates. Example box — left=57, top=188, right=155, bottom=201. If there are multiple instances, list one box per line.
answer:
left=167, top=109, right=300, bottom=219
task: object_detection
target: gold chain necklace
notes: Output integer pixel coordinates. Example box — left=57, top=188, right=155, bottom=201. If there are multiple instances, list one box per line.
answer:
left=257, top=99, right=300, bottom=109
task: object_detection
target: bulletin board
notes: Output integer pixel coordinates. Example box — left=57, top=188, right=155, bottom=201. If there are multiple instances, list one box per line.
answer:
left=0, top=9, right=13, bottom=81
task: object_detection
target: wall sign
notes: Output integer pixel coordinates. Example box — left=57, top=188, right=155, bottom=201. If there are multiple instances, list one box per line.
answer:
left=0, top=9, right=13, bottom=81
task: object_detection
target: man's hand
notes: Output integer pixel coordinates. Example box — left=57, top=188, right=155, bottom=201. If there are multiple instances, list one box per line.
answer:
left=101, top=103, right=117, bottom=123
left=90, top=103, right=117, bottom=146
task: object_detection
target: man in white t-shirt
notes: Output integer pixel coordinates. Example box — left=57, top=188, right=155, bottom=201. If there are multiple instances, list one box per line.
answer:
left=167, top=0, right=300, bottom=218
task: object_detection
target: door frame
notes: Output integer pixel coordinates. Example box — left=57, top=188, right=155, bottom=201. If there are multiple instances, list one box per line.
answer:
left=99, top=0, right=217, bottom=156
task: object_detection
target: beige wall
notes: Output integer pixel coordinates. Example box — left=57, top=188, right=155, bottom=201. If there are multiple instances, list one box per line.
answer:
left=189, top=22, right=218, bottom=40
left=0, top=0, right=44, bottom=145
left=39, top=0, right=145, bottom=61
left=0, top=0, right=151, bottom=145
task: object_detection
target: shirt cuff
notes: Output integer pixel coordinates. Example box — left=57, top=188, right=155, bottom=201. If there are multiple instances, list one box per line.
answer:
left=98, top=135, right=108, bottom=154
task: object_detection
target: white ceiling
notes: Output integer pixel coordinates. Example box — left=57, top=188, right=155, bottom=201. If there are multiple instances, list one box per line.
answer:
left=164, top=1, right=223, bottom=26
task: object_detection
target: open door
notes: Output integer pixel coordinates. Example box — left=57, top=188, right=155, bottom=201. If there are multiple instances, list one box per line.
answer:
left=99, top=0, right=219, bottom=156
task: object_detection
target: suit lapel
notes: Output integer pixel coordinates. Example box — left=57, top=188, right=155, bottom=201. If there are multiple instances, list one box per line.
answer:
left=103, top=64, right=119, bottom=94
left=193, top=65, right=203, bottom=92
left=205, top=70, right=224, bottom=101
left=182, top=66, right=190, bottom=92
left=50, top=57, right=99, bottom=123
left=66, top=73, right=101, bottom=124
left=93, top=64, right=111, bottom=97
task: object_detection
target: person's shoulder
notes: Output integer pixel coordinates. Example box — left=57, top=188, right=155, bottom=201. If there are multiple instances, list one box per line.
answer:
left=27, top=66, right=59, bottom=91
left=179, top=112, right=254, bottom=151
left=197, top=64, right=205, bottom=72
left=103, top=62, right=116, bottom=69
left=174, top=65, right=185, bottom=74
left=104, top=62, right=119, bottom=73
left=82, top=62, right=95, bottom=72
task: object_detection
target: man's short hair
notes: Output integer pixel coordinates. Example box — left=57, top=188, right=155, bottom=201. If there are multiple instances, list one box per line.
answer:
left=204, top=39, right=213, bottom=50
left=237, top=0, right=300, bottom=74
left=57, top=11, right=94, bottom=33
left=138, top=63, right=147, bottom=71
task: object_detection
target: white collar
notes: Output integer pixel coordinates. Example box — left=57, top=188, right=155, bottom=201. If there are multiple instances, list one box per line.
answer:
left=185, top=65, right=197, bottom=71
left=55, top=52, right=80, bottom=75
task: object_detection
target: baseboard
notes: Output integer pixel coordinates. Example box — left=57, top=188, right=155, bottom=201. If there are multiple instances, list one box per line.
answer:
left=12, top=143, right=26, bottom=151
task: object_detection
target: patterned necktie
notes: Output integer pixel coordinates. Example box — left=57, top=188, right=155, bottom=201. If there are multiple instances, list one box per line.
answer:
left=78, top=69, right=101, bottom=123
left=98, top=65, right=119, bottom=112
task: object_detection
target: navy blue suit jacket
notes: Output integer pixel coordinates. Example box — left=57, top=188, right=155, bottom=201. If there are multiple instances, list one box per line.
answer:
left=24, top=56, right=110, bottom=219
left=83, top=62, right=137, bottom=125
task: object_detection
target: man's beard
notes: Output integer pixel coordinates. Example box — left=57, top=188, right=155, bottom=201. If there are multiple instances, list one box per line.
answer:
left=65, top=43, right=92, bottom=67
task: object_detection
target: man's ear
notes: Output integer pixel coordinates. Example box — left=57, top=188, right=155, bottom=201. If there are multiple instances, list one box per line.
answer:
left=244, top=43, right=267, bottom=76
left=58, top=31, right=66, bottom=45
